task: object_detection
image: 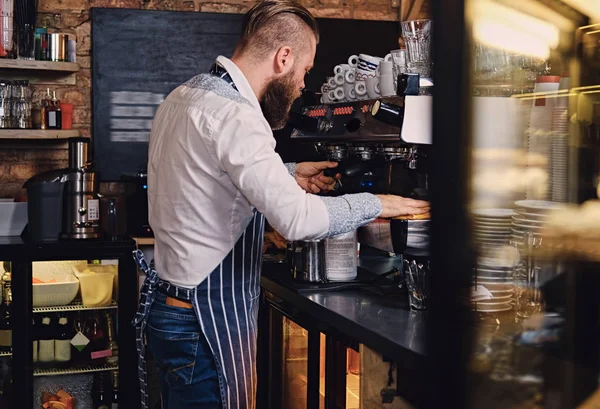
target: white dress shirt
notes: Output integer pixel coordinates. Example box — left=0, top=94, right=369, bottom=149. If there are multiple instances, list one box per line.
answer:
left=148, top=56, right=381, bottom=287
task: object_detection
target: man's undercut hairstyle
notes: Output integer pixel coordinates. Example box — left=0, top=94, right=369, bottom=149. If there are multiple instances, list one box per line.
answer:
left=239, top=0, right=319, bottom=61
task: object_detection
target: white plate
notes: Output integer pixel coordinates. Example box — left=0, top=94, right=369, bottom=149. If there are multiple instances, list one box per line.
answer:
left=475, top=304, right=513, bottom=312
left=514, top=200, right=564, bottom=212
left=472, top=208, right=516, bottom=218
left=473, top=232, right=512, bottom=238
left=482, top=283, right=513, bottom=291
left=515, top=212, right=550, bottom=219
left=477, top=267, right=513, bottom=273
left=512, top=223, right=546, bottom=231
left=473, top=224, right=513, bottom=230
left=475, top=298, right=512, bottom=305
left=512, top=217, right=546, bottom=225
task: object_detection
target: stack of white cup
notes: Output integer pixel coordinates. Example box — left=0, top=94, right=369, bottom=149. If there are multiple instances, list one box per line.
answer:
left=319, top=53, right=398, bottom=104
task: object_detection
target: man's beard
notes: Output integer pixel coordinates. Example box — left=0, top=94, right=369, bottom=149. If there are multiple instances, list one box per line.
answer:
left=260, top=71, right=298, bottom=131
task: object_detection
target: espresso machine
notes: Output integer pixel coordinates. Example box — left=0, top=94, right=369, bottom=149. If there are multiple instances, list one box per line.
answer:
left=287, top=73, right=432, bottom=292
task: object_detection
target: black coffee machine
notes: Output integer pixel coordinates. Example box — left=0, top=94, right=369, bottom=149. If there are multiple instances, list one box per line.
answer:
left=120, top=170, right=153, bottom=237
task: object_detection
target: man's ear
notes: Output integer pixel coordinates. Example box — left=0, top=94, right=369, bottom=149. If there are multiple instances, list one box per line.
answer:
left=274, top=46, right=295, bottom=75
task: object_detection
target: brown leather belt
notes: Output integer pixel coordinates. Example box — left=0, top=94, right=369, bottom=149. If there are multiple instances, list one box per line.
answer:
left=165, top=296, right=193, bottom=309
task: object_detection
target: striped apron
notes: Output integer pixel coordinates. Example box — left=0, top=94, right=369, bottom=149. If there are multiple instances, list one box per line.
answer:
left=132, top=211, right=266, bottom=409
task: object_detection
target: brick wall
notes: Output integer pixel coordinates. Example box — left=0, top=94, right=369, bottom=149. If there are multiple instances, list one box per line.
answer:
left=0, top=0, right=429, bottom=199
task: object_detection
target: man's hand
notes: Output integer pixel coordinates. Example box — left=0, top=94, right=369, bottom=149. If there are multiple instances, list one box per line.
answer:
left=295, top=162, right=341, bottom=194
left=375, top=195, right=430, bottom=218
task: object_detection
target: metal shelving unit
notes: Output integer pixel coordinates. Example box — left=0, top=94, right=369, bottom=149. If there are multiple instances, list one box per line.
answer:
left=33, top=300, right=118, bottom=313
left=33, top=363, right=119, bottom=377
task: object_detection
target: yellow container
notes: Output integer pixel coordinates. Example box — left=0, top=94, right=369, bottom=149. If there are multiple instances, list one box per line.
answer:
left=72, top=264, right=117, bottom=307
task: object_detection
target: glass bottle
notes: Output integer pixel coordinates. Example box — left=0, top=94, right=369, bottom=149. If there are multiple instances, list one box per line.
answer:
left=45, top=89, right=61, bottom=130
left=0, top=271, right=11, bottom=353
left=92, top=373, right=110, bottom=409
left=105, top=312, right=118, bottom=365
left=37, top=313, right=55, bottom=363
left=110, top=371, right=119, bottom=409
left=54, top=312, right=72, bottom=363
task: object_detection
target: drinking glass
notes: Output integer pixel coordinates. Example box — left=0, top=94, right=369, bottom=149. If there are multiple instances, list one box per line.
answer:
left=404, top=257, right=431, bottom=310
left=401, top=19, right=433, bottom=78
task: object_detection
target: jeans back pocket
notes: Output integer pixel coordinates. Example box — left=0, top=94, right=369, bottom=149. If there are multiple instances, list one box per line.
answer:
left=147, top=320, right=200, bottom=387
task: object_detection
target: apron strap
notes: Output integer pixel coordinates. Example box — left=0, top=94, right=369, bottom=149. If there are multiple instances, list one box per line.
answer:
left=131, top=249, right=160, bottom=409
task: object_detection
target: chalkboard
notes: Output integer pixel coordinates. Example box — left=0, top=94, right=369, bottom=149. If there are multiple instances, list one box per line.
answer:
left=92, top=8, right=400, bottom=180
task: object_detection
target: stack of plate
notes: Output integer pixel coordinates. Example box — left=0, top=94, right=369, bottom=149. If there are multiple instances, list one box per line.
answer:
left=473, top=260, right=514, bottom=313
left=472, top=209, right=515, bottom=249
left=511, top=200, right=563, bottom=248
left=550, top=135, right=568, bottom=202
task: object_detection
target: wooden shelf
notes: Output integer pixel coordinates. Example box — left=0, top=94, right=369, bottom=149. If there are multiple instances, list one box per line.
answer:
left=133, top=237, right=155, bottom=246
left=0, top=129, right=82, bottom=140
left=0, top=59, right=79, bottom=72
left=0, top=59, right=80, bottom=85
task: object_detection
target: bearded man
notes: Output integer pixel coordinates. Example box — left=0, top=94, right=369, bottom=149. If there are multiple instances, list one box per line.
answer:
left=132, top=1, right=429, bottom=408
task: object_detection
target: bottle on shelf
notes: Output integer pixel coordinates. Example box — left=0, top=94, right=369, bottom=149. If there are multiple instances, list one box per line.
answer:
left=111, top=370, right=119, bottom=409
left=54, top=312, right=72, bottom=363
left=32, top=316, right=38, bottom=363
left=105, top=312, right=118, bottom=365
left=38, top=312, right=55, bottom=363
left=92, top=373, right=110, bottom=409
left=0, top=356, right=11, bottom=409
left=39, top=88, right=50, bottom=130
left=0, top=270, right=12, bottom=353
left=45, top=89, right=62, bottom=130
left=71, top=311, right=90, bottom=365
left=87, top=313, right=109, bottom=361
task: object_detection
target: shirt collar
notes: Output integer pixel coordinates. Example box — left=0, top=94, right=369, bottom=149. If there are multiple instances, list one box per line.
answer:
left=216, top=56, right=261, bottom=111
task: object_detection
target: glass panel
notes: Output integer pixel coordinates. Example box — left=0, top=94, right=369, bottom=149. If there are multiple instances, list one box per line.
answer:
left=31, top=260, right=119, bottom=407
left=0, top=261, right=12, bottom=409
left=319, top=333, right=325, bottom=409
left=346, top=348, right=360, bottom=409
left=282, top=317, right=308, bottom=409
left=466, top=0, right=599, bottom=407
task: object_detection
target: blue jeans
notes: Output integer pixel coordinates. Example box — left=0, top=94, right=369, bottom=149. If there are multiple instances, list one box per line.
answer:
left=147, top=291, right=223, bottom=409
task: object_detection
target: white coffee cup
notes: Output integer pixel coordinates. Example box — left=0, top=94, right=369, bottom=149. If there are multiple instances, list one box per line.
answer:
left=379, top=74, right=395, bottom=97
left=344, top=69, right=356, bottom=83
left=384, top=53, right=393, bottom=63
left=334, top=72, right=345, bottom=86
left=365, top=77, right=380, bottom=99
left=343, top=82, right=356, bottom=100
left=379, top=60, right=394, bottom=76
left=321, top=83, right=330, bottom=94
left=321, top=93, right=332, bottom=103
left=334, top=87, right=345, bottom=101
left=327, top=77, right=338, bottom=89
left=347, top=88, right=357, bottom=101
left=354, top=81, right=367, bottom=98
left=348, top=55, right=359, bottom=68
left=328, top=90, right=337, bottom=101
left=358, top=54, right=382, bottom=72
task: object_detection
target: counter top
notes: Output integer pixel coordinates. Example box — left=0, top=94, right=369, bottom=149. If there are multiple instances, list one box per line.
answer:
left=261, top=258, right=427, bottom=368
left=0, top=236, right=136, bottom=261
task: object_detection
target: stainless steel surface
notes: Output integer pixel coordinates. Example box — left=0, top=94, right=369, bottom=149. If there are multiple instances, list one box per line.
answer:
left=348, top=145, right=374, bottom=160
left=62, top=169, right=100, bottom=239
left=292, top=240, right=327, bottom=283
left=68, top=138, right=89, bottom=169
left=357, top=218, right=430, bottom=253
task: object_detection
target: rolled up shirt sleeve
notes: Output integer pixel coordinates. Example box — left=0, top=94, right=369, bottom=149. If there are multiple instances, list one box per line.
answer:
left=213, top=106, right=382, bottom=240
